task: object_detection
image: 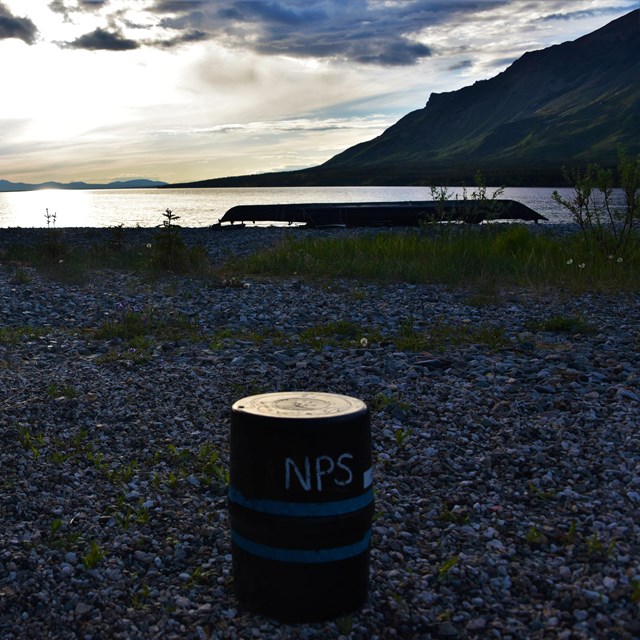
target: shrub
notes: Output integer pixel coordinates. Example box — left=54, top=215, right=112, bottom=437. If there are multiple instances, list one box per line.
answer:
left=552, top=147, right=640, bottom=258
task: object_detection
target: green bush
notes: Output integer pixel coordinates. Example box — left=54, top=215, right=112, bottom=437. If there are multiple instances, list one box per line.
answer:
left=553, top=147, right=640, bottom=258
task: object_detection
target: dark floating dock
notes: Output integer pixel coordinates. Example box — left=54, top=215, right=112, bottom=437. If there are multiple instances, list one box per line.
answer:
left=217, top=200, right=547, bottom=228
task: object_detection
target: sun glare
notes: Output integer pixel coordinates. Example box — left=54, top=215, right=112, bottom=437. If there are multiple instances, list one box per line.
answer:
left=0, top=189, right=94, bottom=228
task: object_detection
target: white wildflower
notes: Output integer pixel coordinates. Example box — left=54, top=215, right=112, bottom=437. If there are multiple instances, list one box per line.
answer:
left=360, top=337, right=368, bottom=348
left=566, top=259, right=573, bottom=265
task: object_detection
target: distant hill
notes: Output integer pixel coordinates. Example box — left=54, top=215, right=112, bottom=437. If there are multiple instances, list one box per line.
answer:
left=0, top=179, right=167, bottom=192
left=171, top=9, right=640, bottom=188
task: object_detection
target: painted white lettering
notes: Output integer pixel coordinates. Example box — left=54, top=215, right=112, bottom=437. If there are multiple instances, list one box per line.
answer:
left=315, top=455, right=335, bottom=491
left=335, top=453, right=354, bottom=486
left=285, top=456, right=311, bottom=491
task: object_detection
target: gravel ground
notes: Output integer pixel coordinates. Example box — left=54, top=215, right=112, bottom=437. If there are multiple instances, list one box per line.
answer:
left=0, top=226, right=639, bottom=639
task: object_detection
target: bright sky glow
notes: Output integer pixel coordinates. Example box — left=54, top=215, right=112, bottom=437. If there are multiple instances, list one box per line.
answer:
left=1, top=0, right=637, bottom=184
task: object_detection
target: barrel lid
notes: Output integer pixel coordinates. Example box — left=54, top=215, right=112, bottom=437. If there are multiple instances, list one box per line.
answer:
left=232, top=391, right=366, bottom=419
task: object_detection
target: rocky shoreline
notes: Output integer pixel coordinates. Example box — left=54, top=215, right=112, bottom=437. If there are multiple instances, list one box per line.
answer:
left=1, top=226, right=639, bottom=639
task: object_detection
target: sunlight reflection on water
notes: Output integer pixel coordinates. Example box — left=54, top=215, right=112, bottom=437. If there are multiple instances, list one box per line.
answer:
left=0, top=185, right=576, bottom=228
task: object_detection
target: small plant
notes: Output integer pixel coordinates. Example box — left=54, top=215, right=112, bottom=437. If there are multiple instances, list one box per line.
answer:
left=48, top=449, right=72, bottom=465
left=396, top=316, right=506, bottom=352
left=95, top=305, right=200, bottom=343
left=11, top=267, right=32, bottom=284
left=107, top=459, right=139, bottom=485
left=437, top=504, right=470, bottom=526
left=131, top=583, right=151, bottom=609
left=195, top=443, right=229, bottom=486
left=82, top=540, right=105, bottom=569
left=166, top=471, right=179, bottom=490
left=526, top=524, right=544, bottom=546
left=39, top=209, right=68, bottom=262
left=0, top=326, right=47, bottom=345
left=209, top=326, right=286, bottom=350
left=370, top=392, right=410, bottom=414
left=335, top=614, right=354, bottom=634
left=45, top=208, right=57, bottom=229
left=49, top=518, right=63, bottom=539
left=586, top=532, right=616, bottom=559
left=65, top=531, right=83, bottom=548
left=437, top=555, right=459, bottom=580
left=528, top=315, right=593, bottom=334
left=48, top=518, right=83, bottom=549
left=185, top=564, right=214, bottom=588
left=136, top=501, right=150, bottom=525
left=108, top=223, right=126, bottom=251
left=562, top=520, right=577, bottom=545
left=300, top=319, right=374, bottom=349
left=114, top=501, right=150, bottom=530
left=47, top=382, right=78, bottom=399
left=527, top=481, right=556, bottom=501
left=87, top=449, right=107, bottom=471
left=395, top=316, right=430, bottom=351
left=209, top=327, right=237, bottom=350
left=394, top=427, right=413, bottom=448
left=630, top=579, right=640, bottom=603
left=148, top=208, right=210, bottom=274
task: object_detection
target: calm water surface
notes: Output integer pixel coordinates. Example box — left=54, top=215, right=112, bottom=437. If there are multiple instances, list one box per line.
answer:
left=0, top=186, right=575, bottom=228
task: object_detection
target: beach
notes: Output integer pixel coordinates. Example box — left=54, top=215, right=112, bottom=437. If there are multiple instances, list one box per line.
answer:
left=1, top=226, right=639, bottom=639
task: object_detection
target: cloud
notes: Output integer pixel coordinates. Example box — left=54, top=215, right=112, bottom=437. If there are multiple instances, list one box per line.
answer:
left=153, top=0, right=442, bottom=66
left=540, top=4, right=637, bottom=21
left=48, top=0, right=109, bottom=22
left=447, top=59, right=473, bottom=71
left=0, top=1, right=38, bottom=44
left=158, top=114, right=394, bottom=136
left=150, top=29, right=209, bottom=49
left=65, top=27, right=139, bottom=50
left=152, top=1, right=212, bottom=12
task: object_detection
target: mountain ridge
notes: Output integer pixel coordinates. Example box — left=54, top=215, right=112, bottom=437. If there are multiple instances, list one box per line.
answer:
left=169, top=9, right=639, bottom=188
left=0, top=179, right=167, bottom=192
left=326, top=8, right=639, bottom=168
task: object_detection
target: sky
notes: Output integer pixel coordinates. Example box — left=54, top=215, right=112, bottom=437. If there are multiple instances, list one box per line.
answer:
left=1, top=0, right=638, bottom=185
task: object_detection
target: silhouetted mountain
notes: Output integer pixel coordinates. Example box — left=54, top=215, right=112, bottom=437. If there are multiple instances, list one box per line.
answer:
left=0, top=179, right=167, bottom=192
left=172, top=9, right=639, bottom=188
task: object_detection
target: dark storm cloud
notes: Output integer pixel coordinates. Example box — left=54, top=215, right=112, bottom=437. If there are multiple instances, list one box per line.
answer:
left=151, top=0, right=475, bottom=66
left=151, top=1, right=209, bottom=13
left=152, top=29, right=209, bottom=49
left=0, top=2, right=38, bottom=44
left=233, top=1, right=328, bottom=26
left=65, top=27, right=139, bottom=50
left=79, top=0, right=110, bottom=8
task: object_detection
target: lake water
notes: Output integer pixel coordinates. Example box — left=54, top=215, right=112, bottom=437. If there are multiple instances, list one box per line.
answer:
left=0, top=185, right=576, bottom=228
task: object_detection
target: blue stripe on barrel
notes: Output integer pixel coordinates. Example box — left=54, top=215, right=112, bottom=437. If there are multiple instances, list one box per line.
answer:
left=231, top=529, right=372, bottom=563
left=228, top=485, right=374, bottom=517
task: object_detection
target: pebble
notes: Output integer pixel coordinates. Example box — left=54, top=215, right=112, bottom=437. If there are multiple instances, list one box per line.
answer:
left=0, top=226, right=639, bottom=639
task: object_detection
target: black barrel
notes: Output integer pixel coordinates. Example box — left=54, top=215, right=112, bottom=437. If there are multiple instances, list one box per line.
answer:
left=228, top=391, right=373, bottom=622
